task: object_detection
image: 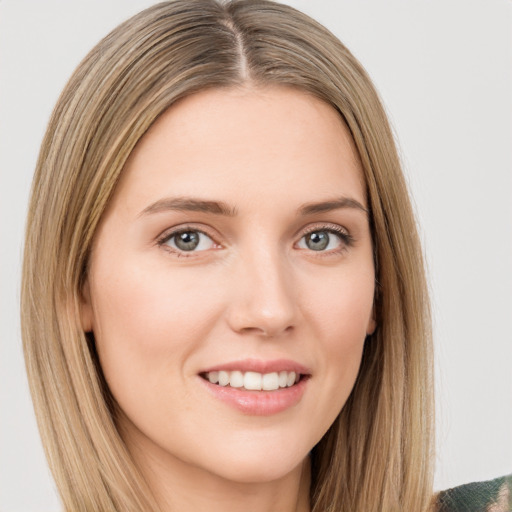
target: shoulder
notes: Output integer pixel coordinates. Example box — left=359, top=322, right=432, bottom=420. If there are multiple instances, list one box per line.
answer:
left=436, top=474, right=512, bottom=512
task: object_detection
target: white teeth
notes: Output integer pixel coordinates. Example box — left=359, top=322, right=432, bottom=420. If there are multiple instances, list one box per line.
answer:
left=286, top=371, right=296, bottom=387
left=208, top=371, right=219, bottom=384
left=204, top=370, right=302, bottom=391
left=262, top=372, right=279, bottom=391
left=244, top=371, right=262, bottom=390
left=218, top=371, right=229, bottom=386
left=229, top=370, right=244, bottom=388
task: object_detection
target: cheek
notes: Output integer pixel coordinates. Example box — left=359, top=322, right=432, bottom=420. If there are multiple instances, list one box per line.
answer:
left=305, top=266, right=374, bottom=419
left=88, top=257, right=224, bottom=406
left=308, top=262, right=374, bottom=343
left=91, top=255, right=221, bottom=342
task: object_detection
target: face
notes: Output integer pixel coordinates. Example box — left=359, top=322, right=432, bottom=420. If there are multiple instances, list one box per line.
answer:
left=82, top=86, right=376, bottom=486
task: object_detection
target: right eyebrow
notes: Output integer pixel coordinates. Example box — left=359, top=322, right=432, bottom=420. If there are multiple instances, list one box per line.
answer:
left=138, top=196, right=238, bottom=218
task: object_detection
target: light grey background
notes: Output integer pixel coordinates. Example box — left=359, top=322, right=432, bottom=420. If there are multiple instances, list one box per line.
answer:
left=1, top=1, right=511, bottom=510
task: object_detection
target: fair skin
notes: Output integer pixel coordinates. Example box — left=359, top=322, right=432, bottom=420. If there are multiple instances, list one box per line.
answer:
left=82, top=86, right=376, bottom=512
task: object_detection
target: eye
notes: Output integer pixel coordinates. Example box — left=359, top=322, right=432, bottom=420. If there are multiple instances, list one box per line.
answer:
left=297, top=228, right=350, bottom=252
left=161, top=229, right=216, bottom=253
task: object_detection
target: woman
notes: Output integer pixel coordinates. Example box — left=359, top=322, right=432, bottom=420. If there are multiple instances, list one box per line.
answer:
left=19, top=1, right=510, bottom=511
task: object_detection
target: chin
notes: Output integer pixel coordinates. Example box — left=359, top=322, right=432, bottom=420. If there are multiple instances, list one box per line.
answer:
left=195, top=434, right=311, bottom=484
left=207, top=454, right=307, bottom=485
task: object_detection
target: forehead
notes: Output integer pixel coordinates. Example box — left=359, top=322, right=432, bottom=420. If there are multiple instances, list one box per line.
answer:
left=113, top=85, right=366, bottom=212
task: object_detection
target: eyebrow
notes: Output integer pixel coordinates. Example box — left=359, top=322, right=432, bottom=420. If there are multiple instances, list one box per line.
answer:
left=139, top=197, right=238, bottom=217
left=298, top=197, right=368, bottom=217
left=139, top=195, right=368, bottom=218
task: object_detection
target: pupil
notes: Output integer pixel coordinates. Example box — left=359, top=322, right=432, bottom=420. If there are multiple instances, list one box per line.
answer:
left=175, top=231, right=200, bottom=251
left=307, top=231, right=329, bottom=251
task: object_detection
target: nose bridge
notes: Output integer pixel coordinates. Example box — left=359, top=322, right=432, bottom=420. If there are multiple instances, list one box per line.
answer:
left=228, top=240, right=297, bottom=336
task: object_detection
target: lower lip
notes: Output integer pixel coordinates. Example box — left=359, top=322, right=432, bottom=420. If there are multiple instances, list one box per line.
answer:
left=199, top=377, right=309, bottom=416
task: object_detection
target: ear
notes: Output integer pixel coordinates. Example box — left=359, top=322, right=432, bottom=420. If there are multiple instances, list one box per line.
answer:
left=366, top=307, right=377, bottom=336
left=80, top=279, right=94, bottom=333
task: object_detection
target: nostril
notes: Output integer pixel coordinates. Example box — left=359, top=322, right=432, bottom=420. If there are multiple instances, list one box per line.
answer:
left=225, top=268, right=298, bottom=337
left=238, top=324, right=295, bottom=338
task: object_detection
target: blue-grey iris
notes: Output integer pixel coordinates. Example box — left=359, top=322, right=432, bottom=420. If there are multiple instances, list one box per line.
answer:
left=175, top=231, right=200, bottom=251
left=306, top=231, right=329, bottom=251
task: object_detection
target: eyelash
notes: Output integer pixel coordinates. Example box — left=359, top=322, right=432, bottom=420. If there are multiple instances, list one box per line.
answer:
left=156, top=223, right=354, bottom=257
left=299, top=224, right=354, bottom=255
left=157, top=225, right=217, bottom=257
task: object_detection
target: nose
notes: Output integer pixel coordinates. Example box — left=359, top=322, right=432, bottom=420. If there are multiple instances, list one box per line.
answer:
left=226, top=246, right=298, bottom=338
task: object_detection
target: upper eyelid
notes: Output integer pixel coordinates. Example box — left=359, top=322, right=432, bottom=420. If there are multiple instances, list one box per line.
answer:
left=297, top=222, right=350, bottom=238
left=158, top=221, right=348, bottom=237
left=157, top=224, right=218, bottom=244
left=302, top=224, right=347, bottom=233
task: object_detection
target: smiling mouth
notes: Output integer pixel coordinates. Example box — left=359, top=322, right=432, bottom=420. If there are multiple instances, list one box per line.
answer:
left=200, top=370, right=306, bottom=391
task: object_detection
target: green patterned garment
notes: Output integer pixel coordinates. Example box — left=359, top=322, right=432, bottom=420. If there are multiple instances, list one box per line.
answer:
left=436, top=474, right=512, bottom=511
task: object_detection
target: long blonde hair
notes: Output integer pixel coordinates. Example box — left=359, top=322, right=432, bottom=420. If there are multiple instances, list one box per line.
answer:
left=21, top=1, right=435, bottom=510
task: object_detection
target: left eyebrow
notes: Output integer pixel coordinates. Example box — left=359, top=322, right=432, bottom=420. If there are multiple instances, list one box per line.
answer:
left=298, top=197, right=368, bottom=217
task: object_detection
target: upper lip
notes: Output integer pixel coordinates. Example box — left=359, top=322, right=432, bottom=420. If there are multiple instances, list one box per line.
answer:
left=200, top=358, right=311, bottom=375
